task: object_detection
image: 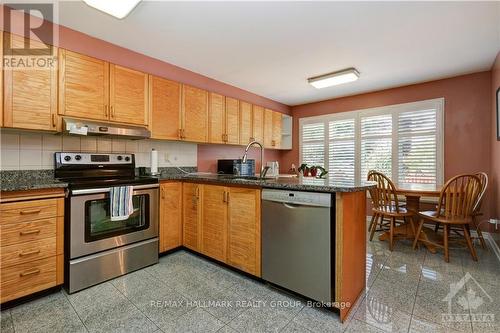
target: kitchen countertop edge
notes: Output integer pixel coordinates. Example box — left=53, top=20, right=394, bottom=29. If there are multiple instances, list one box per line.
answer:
left=157, top=174, right=376, bottom=193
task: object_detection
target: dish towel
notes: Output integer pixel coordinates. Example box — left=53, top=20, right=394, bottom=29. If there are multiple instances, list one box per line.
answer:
left=110, top=186, right=134, bottom=221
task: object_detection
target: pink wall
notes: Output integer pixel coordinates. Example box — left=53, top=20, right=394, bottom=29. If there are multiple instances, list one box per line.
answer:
left=281, top=72, right=494, bottom=225
left=0, top=5, right=290, bottom=114
left=491, top=52, right=500, bottom=218
left=197, top=144, right=282, bottom=174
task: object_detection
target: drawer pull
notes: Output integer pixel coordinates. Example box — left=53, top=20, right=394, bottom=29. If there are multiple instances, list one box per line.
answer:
left=19, top=249, right=41, bottom=257
left=20, top=230, right=41, bottom=236
left=19, top=269, right=41, bottom=277
left=19, top=209, right=42, bottom=215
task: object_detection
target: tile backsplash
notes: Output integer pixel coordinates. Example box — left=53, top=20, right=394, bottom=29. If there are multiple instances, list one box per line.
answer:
left=0, top=130, right=197, bottom=170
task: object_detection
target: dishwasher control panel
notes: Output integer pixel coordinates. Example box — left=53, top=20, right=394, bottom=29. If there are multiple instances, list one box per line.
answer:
left=261, top=189, right=332, bottom=207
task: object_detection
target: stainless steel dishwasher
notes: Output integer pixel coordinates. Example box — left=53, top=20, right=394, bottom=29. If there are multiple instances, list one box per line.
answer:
left=262, top=189, right=334, bottom=304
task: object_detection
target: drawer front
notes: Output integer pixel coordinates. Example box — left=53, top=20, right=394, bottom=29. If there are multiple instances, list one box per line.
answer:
left=1, top=256, right=57, bottom=303
left=0, top=218, right=56, bottom=247
left=1, top=237, right=56, bottom=268
left=0, top=199, right=60, bottom=225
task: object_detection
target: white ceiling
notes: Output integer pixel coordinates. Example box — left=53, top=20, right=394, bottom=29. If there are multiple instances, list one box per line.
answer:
left=55, top=1, right=500, bottom=106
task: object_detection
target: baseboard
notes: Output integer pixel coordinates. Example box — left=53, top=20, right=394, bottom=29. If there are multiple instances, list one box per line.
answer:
left=473, top=231, right=500, bottom=263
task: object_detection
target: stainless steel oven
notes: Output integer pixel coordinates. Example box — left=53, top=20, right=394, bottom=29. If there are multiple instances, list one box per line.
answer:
left=55, top=152, right=160, bottom=293
left=69, top=184, right=158, bottom=259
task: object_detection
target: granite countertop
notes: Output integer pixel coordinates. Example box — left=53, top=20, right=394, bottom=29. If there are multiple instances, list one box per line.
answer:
left=158, top=173, right=376, bottom=193
left=0, top=168, right=375, bottom=193
left=1, top=170, right=68, bottom=192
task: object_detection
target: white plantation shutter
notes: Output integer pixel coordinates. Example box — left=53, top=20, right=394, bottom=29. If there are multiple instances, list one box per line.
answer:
left=299, top=98, right=443, bottom=186
left=329, top=119, right=355, bottom=183
left=360, top=114, right=392, bottom=180
left=398, top=109, right=438, bottom=186
left=301, top=122, right=325, bottom=167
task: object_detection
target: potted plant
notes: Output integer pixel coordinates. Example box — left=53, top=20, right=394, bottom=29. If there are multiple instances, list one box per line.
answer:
left=310, top=165, right=328, bottom=178
left=298, top=163, right=310, bottom=177
left=310, top=166, right=318, bottom=177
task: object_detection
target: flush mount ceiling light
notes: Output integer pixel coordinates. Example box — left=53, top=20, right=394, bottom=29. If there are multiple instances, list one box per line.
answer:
left=308, top=68, right=360, bottom=89
left=83, top=0, right=142, bottom=19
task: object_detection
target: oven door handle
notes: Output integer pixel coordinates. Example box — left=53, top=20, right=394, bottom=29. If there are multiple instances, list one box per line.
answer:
left=71, top=184, right=159, bottom=196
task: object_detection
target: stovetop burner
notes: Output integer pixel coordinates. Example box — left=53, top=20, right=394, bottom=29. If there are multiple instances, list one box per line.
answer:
left=54, top=152, right=158, bottom=189
left=61, top=176, right=159, bottom=190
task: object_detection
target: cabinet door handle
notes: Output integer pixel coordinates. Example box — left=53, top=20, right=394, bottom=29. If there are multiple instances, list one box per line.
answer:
left=110, top=106, right=115, bottom=118
left=19, top=249, right=41, bottom=257
left=20, top=269, right=41, bottom=277
left=195, top=186, right=200, bottom=199
left=20, top=229, right=41, bottom=236
left=226, top=191, right=230, bottom=203
left=104, top=104, right=108, bottom=117
left=20, top=209, right=41, bottom=215
left=51, top=114, right=57, bottom=128
left=178, top=129, right=183, bottom=139
left=161, top=188, right=165, bottom=199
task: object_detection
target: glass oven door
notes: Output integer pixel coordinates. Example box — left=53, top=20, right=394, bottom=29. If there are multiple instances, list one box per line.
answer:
left=85, top=194, right=149, bottom=242
left=69, top=184, right=159, bottom=259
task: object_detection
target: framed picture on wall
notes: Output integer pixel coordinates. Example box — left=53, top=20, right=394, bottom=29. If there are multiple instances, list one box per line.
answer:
left=497, top=87, right=500, bottom=140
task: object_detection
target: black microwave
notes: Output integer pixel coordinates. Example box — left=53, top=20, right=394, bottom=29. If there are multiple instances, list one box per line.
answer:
left=217, top=159, right=255, bottom=176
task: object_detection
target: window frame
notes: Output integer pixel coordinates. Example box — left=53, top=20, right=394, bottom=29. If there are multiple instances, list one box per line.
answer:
left=299, top=98, right=444, bottom=186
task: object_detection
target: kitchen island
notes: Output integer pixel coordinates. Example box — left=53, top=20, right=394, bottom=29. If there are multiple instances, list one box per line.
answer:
left=158, top=173, right=375, bottom=322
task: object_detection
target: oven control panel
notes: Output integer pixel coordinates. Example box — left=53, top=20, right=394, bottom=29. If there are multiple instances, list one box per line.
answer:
left=58, top=153, right=133, bottom=165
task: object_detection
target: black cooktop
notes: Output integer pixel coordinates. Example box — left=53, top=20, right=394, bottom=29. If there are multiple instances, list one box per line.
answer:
left=61, top=176, right=158, bottom=190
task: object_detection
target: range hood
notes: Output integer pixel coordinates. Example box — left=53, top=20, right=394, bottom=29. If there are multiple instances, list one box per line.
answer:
left=63, top=118, right=150, bottom=140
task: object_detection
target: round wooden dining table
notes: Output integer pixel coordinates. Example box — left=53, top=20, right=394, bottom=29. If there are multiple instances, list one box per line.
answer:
left=378, top=183, right=442, bottom=252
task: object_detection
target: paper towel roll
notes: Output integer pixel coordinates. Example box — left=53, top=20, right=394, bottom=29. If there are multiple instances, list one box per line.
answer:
left=150, top=149, right=158, bottom=175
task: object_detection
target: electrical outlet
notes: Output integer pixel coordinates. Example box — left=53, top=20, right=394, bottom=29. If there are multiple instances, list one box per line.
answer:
left=164, top=152, right=170, bottom=162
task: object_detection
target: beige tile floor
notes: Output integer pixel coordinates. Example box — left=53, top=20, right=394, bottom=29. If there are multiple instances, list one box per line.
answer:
left=1, top=225, right=499, bottom=333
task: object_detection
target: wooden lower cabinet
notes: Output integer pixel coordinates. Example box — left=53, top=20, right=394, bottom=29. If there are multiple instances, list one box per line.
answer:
left=159, top=182, right=182, bottom=252
left=182, top=183, right=202, bottom=251
left=227, top=187, right=261, bottom=276
left=0, top=193, right=64, bottom=303
left=180, top=183, right=261, bottom=277
left=200, top=185, right=228, bottom=262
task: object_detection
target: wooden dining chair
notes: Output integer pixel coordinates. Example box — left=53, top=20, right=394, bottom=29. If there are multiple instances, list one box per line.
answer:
left=412, top=174, right=482, bottom=262
left=367, top=170, right=415, bottom=251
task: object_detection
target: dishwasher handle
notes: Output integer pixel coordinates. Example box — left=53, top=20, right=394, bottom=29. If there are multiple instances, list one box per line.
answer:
left=282, top=202, right=305, bottom=209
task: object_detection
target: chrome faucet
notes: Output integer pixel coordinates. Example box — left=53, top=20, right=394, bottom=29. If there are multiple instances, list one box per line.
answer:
left=242, top=140, right=270, bottom=178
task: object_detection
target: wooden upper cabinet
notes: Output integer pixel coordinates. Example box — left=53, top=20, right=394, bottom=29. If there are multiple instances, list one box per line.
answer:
left=182, top=85, right=208, bottom=142
left=252, top=105, right=264, bottom=143
left=150, top=76, right=181, bottom=140
left=109, top=64, right=148, bottom=125
left=263, top=108, right=274, bottom=148
left=239, top=101, right=253, bottom=145
left=225, top=97, right=240, bottom=145
left=3, top=33, right=58, bottom=131
left=201, top=185, right=227, bottom=262
left=159, top=182, right=182, bottom=253
left=272, top=111, right=282, bottom=149
left=59, top=49, right=109, bottom=121
left=227, top=188, right=261, bottom=276
left=208, top=92, right=225, bottom=144
left=182, top=183, right=202, bottom=251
